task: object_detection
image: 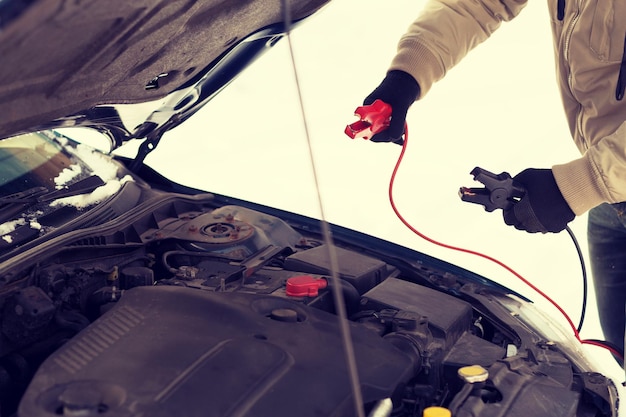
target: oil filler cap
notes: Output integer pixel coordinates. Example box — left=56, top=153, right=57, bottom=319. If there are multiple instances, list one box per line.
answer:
left=285, top=275, right=327, bottom=297
left=269, top=308, right=299, bottom=323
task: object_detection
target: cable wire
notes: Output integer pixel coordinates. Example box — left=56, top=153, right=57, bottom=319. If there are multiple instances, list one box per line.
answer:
left=389, top=124, right=623, bottom=361
left=565, top=225, right=588, bottom=333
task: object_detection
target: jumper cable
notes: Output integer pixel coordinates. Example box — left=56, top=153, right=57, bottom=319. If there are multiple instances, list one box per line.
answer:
left=345, top=99, right=623, bottom=361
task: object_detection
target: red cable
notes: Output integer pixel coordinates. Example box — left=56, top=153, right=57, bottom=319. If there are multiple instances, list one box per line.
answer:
left=389, top=124, right=623, bottom=360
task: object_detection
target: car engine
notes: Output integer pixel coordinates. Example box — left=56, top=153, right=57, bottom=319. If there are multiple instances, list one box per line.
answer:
left=0, top=183, right=617, bottom=417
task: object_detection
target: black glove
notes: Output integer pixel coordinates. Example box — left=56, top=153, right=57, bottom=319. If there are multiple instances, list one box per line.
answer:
left=363, top=70, right=420, bottom=144
left=503, top=168, right=575, bottom=233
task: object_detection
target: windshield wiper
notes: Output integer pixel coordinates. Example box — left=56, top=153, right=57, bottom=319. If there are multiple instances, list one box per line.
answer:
left=0, top=175, right=105, bottom=204
left=0, top=186, right=49, bottom=204
left=0, top=175, right=106, bottom=232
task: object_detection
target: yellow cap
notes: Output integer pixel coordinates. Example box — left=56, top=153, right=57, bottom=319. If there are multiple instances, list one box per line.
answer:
left=423, top=406, right=452, bottom=417
left=458, top=365, right=489, bottom=383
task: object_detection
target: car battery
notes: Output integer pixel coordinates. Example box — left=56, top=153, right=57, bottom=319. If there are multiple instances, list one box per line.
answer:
left=284, top=244, right=388, bottom=294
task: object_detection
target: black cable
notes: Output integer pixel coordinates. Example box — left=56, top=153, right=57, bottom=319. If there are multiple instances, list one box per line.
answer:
left=565, top=226, right=625, bottom=361
left=565, top=225, right=587, bottom=333
left=583, top=339, right=624, bottom=367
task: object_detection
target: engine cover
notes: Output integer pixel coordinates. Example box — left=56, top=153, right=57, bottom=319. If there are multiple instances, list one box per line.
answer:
left=19, top=286, right=413, bottom=417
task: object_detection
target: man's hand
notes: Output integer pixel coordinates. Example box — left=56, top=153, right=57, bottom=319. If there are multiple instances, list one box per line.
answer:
left=363, top=70, right=420, bottom=144
left=503, top=168, right=575, bottom=233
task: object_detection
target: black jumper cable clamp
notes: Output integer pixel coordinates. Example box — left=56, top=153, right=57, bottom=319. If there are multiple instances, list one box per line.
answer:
left=459, top=167, right=526, bottom=212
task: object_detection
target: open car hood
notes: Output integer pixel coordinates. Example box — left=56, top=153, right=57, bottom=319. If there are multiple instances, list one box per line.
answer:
left=0, top=0, right=329, bottom=147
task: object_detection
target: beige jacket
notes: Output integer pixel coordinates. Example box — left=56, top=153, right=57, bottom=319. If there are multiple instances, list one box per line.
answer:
left=390, top=0, right=626, bottom=215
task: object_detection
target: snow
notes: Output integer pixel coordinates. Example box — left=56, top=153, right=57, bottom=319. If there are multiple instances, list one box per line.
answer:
left=54, top=164, right=82, bottom=189
left=0, top=215, right=44, bottom=242
left=50, top=142, right=134, bottom=209
left=0, top=218, right=26, bottom=236
left=66, top=143, right=121, bottom=183
left=0, top=218, right=26, bottom=242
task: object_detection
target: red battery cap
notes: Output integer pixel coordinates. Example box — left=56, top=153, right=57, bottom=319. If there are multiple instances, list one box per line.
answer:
left=285, top=275, right=327, bottom=297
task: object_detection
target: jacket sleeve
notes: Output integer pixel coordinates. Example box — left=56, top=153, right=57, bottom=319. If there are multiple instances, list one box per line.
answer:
left=390, top=0, right=528, bottom=97
left=553, top=121, right=626, bottom=215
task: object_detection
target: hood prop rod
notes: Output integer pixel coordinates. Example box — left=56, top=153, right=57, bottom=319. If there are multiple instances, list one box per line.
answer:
left=281, top=2, right=366, bottom=416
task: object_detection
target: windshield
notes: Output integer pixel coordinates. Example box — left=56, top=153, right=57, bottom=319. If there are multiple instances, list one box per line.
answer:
left=0, top=130, right=132, bottom=254
left=0, top=132, right=70, bottom=195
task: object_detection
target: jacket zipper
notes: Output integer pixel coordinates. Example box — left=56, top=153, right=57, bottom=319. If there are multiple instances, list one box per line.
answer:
left=616, top=34, right=626, bottom=101
left=558, top=1, right=624, bottom=128
left=557, top=0, right=565, bottom=21
left=562, top=0, right=586, bottom=147
left=559, top=0, right=626, bottom=101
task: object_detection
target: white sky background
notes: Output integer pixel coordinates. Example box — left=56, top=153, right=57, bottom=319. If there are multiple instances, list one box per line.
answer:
left=126, top=0, right=625, bottom=396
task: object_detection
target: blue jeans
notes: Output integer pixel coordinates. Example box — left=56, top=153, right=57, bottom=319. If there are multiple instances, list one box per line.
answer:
left=587, top=202, right=626, bottom=359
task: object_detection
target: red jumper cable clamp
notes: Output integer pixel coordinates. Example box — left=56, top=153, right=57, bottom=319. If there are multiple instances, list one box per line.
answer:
left=344, top=99, right=392, bottom=140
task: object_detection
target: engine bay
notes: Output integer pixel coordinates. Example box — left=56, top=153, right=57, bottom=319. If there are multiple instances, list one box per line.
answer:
left=0, top=184, right=617, bottom=417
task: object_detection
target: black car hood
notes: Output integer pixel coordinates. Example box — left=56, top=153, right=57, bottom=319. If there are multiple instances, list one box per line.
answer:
left=0, top=0, right=329, bottom=144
